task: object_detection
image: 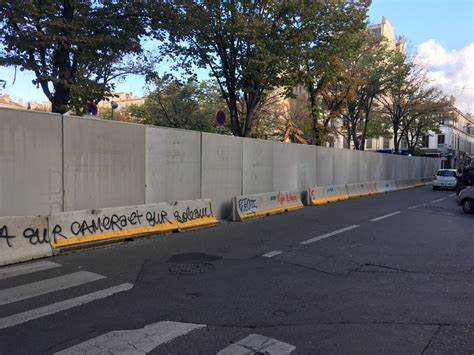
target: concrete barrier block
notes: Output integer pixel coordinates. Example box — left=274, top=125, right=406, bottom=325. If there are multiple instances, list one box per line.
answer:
left=346, top=182, right=377, bottom=198
left=375, top=180, right=397, bottom=194
left=395, top=179, right=415, bottom=190
left=411, top=178, right=425, bottom=187
left=48, top=203, right=178, bottom=249
left=306, top=185, right=349, bottom=205
left=231, top=191, right=303, bottom=221
left=421, top=177, right=434, bottom=185
left=0, top=216, right=52, bottom=266
left=172, top=199, right=217, bottom=230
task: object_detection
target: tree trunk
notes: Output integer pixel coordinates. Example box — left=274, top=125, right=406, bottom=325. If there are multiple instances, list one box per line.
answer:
left=351, top=122, right=359, bottom=150
left=360, top=98, right=373, bottom=151
left=51, top=86, right=70, bottom=114
left=393, top=126, right=399, bottom=153
left=243, top=108, right=255, bottom=137
left=308, top=85, right=319, bottom=145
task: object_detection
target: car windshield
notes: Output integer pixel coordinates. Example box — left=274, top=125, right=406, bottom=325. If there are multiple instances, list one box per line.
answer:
left=437, top=170, right=456, bottom=177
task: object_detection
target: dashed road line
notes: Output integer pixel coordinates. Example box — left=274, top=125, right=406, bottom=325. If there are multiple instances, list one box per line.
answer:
left=449, top=193, right=456, bottom=197
left=300, top=225, right=360, bottom=245
left=431, top=197, right=446, bottom=203
left=0, top=283, right=133, bottom=329
left=370, top=211, right=401, bottom=222
left=408, top=203, right=427, bottom=209
left=0, top=271, right=105, bottom=306
left=55, top=321, right=205, bottom=354
left=262, top=251, right=282, bottom=258
left=217, top=334, right=296, bottom=355
left=0, top=260, right=61, bottom=280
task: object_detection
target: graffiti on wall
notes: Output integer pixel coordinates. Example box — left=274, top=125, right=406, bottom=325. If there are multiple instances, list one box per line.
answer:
left=0, top=224, right=51, bottom=248
left=238, top=198, right=258, bottom=213
left=271, top=192, right=299, bottom=205
left=49, top=206, right=176, bottom=241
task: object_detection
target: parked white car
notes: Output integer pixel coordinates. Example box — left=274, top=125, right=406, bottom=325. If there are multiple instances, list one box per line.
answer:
left=433, top=169, right=458, bottom=190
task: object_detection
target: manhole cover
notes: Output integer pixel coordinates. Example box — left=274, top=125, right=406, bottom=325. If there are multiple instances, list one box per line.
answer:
left=169, top=263, right=215, bottom=275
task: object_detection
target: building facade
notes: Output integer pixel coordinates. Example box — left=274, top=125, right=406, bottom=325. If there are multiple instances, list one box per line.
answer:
left=419, top=106, right=474, bottom=168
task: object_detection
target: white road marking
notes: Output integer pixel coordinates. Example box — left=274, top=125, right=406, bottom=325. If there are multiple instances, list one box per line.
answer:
left=262, top=251, right=282, bottom=258
left=300, top=225, right=360, bottom=245
left=54, top=320, right=205, bottom=355
left=0, top=271, right=105, bottom=306
left=431, top=197, right=446, bottom=203
left=408, top=203, right=427, bottom=209
left=0, top=260, right=61, bottom=280
left=0, top=283, right=133, bottom=329
left=449, top=193, right=456, bottom=197
left=370, top=211, right=401, bottom=222
left=218, top=334, right=296, bottom=355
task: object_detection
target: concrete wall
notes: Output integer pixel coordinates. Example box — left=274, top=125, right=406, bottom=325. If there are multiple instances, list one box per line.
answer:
left=0, top=109, right=62, bottom=216
left=201, top=133, right=243, bottom=219
left=242, top=138, right=273, bottom=194
left=145, top=126, right=201, bottom=203
left=0, top=108, right=441, bottom=220
left=315, top=146, right=334, bottom=186
left=63, top=116, right=146, bottom=211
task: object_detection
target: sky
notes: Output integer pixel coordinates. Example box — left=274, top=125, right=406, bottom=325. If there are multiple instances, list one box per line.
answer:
left=1, top=0, right=473, bottom=113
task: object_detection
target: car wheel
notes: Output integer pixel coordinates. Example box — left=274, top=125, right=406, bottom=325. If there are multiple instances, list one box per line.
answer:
left=462, top=199, right=474, bottom=214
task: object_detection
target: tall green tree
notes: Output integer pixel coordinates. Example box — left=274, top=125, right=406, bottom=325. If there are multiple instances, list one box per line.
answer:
left=128, top=76, right=225, bottom=132
left=404, top=110, right=445, bottom=154
left=335, top=33, right=391, bottom=150
left=288, top=0, right=371, bottom=144
left=0, top=1, right=149, bottom=113
left=378, top=53, right=449, bottom=153
left=152, top=1, right=327, bottom=137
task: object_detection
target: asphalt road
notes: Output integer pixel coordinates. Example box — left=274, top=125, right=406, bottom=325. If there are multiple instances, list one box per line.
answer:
left=0, top=186, right=473, bottom=354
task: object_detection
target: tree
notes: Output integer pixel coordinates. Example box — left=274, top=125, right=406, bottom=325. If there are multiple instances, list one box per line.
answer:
left=288, top=0, right=371, bottom=144
left=152, top=1, right=329, bottom=137
left=378, top=53, right=449, bottom=153
left=0, top=1, right=148, bottom=113
left=335, top=33, right=391, bottom=150
left=250, top=89, right=311, bottom=140
left=404, top=104, right=449, bottom=155
left=127, top=76, right=225, bottom=132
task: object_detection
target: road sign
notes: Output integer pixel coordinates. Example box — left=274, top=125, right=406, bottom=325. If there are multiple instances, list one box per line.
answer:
left=86, top=101, right=98, bottom=116
left=215, top=110, right=226, bottom=126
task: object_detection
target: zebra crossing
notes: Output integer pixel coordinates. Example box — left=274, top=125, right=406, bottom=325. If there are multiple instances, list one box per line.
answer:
left=0, top=259, right=132, bottom=330
left=54, top=322, right=296, bottom=354
left=0, top=260, right=296, bottom=354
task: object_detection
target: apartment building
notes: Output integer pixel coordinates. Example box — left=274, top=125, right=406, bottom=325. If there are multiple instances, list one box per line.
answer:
left=419, top=105, right=474, bottom=168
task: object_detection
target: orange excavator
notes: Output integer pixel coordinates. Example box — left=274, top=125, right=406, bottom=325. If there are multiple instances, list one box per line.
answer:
left=282, top=120, right=308, bottom=144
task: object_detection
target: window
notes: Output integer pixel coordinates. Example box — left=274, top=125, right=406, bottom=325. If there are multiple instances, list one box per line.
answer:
left=421, top=135, right=429, bottom=148
left=437, top=170, right=456, bottom=177
left=366, top=138, right=372, bottom=149
left=383, top=137, right=390, bottom=149
left=437, top=135, right=445, bottom=145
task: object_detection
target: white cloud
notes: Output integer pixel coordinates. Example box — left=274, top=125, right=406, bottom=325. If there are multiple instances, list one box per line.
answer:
left=415, top=40, right=474, bottom=114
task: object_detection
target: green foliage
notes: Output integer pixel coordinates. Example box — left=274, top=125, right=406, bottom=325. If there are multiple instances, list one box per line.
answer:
left=287, top=0, right=371, bottom=144
left=152, top=1, right=363, bottom=137
left=378, top=53, right=450, bottom=153
left=0, top=1, right=149, bottom=113
left=127, top=76, right=226, bottom=133
left=335, top=33, right=392, bottom=149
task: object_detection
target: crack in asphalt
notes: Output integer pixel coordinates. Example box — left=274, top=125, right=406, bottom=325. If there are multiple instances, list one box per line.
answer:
left=421, top=325, right=442, bottom=355
left=268, top=255, right=474, bottom=277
